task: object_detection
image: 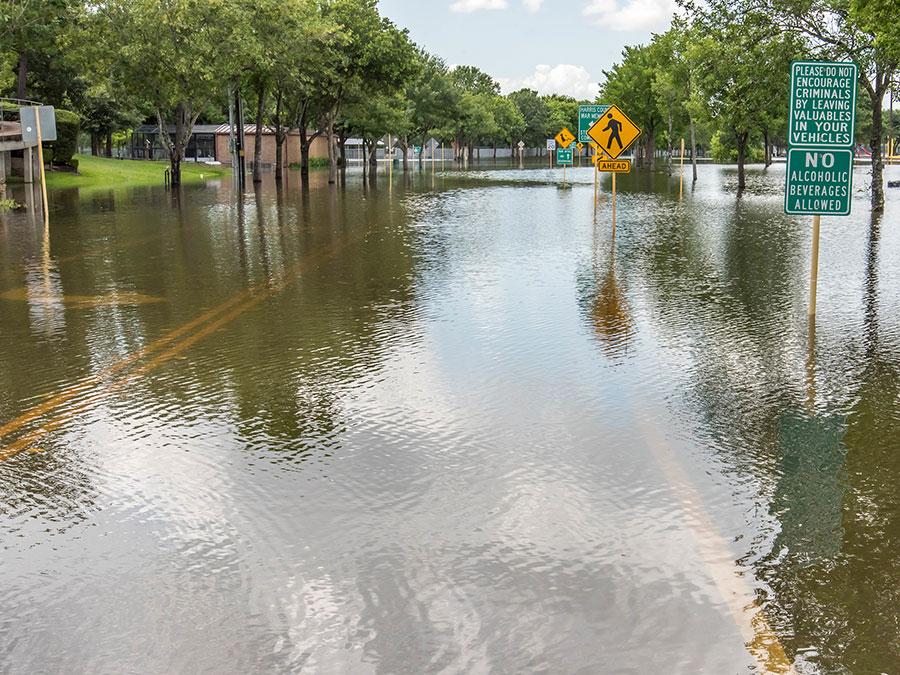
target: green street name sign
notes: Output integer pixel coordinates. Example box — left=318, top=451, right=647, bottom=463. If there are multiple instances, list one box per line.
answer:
left=556, top=148, right=573, bottom=165
left=784, top=148, right=853, bottom=216
left=578, top=104, right=609, bottom=143
left=789, top=61, right=857, bottom=148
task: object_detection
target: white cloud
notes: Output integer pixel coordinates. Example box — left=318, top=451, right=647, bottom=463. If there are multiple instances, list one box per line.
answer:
left=499, top=64, right=600, bottom=100
left=582, top=0, right=677, bottom=31
left=449, top=0, right=508, bottom=12
left=522, top=0, right=544, bottom=12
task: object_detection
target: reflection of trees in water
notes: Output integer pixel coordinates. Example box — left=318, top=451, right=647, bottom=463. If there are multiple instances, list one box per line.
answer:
left=637, top=200, right=900, bottom=671
left=756, top=212, right=900, bottom=673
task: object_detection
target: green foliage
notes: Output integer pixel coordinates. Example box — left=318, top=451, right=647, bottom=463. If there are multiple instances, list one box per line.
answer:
left=46, top=108, right=81, bottom=167
left=290, top=157, right=329, bottom=169
left=710, top=130, right=764, bottom=162
left=508, top=89, right=549, bottom=147
left=545, top=96, right=579, bottom=137
left=0, top=198, right=23, bottom=210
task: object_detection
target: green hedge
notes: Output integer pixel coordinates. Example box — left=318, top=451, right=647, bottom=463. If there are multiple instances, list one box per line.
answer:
left=44, top=109, right=81, bottom=168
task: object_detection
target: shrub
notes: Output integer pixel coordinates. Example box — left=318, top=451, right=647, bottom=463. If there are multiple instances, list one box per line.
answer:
left=44, top=109, right=81, bottom=168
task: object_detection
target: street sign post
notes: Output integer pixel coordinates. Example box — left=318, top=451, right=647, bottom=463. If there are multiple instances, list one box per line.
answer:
left=546, top=138, right=556, bottom=168
left=579, top=104, right=609, bottom=143
left=784, top=60, right=858, bottom=319
left=588, top=105, right=642, bottom=236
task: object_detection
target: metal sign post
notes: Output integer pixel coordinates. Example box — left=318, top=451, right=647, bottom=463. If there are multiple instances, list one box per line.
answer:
left=784, top=60, right=858, bottom=319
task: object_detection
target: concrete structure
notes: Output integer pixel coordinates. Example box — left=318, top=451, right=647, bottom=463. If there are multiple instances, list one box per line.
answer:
left=0, top=118, right=41, bottom=184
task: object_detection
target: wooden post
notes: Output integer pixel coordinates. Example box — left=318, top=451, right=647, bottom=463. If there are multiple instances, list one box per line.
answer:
left=680, top=137, right=685, bottom=199
left=809, top=215, right=821, bottom=319
left=34, top=106, right=49, bottom=227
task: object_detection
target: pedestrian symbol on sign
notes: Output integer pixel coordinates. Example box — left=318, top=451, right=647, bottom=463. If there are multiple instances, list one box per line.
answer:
left=587, top=105, right=641, bottom=160
left=601, top=114, right=623, bottom=152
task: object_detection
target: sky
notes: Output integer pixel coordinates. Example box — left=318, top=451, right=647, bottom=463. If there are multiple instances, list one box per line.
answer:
left=377, top=0, right=679, bottom=100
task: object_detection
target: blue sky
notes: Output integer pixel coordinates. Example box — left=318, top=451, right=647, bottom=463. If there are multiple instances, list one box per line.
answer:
left=378, top=0, right=678, bottom=100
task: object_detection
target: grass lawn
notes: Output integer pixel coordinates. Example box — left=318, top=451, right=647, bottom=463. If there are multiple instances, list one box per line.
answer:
left=46, top=154, right=230, bottom=190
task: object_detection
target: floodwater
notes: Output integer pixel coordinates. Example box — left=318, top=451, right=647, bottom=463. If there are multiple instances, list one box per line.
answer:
left=1, top=160, right=899, bottom=673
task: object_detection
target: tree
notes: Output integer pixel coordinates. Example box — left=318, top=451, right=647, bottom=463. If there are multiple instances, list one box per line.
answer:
left=1, top=0, right=73, bottom=102
left=509, top=88, right=550, bottom=148
left=489, top=95, right=525, bottom=159
left=315, top=0, right=417, bottom=184
left=545, top=95, right=579, bottom=138
left=404, top=51, right=460, bottom=164
left=687, top=6, right=800, bottom=190
left=93, top=0, right=234, bottom=187
left=600, top=43, right=664, bottom=169
left=718, top=0, right=899, bottom=209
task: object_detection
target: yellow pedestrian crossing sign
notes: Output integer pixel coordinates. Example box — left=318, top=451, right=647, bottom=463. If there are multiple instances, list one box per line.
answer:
left=587, top=105, right=641, bottom=160
left=555, top=127, right=575, bottom=149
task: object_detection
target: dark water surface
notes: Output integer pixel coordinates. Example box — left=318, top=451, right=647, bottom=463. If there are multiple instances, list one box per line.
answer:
left=1, top=163, right=899, bottom=673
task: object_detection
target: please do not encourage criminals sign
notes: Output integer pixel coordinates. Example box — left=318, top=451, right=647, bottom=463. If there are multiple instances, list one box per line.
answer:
left=788, top=61, right=857, bottom=148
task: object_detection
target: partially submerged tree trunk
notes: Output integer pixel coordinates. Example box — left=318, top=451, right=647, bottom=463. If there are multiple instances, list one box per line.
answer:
left=273, top=90, right=286, bottom=181
left=690, top=117, right=698, bottom=183
left=736, top=130, right=748, bottom=193
left=865, top=73, right=889, bottom=212
left=763, top=129, right=772, bottom=168
left=158, top=101, right=199, bottom=188
left=105, top=131, right=112, bottom=158
left=253, top=84, right=265, bottom=184
left=326, top=113, right=337, bottom=184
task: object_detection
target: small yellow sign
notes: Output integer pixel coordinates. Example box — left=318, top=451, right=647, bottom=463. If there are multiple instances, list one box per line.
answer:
left=576, top=142, right=584, bottom=151
left=555, top=127, right=576, bottom=149
left=589, top=141, right=600, bottom=151
left=587, top=105, right=641, bottom=160
left=595, top=158, right=631, bottom=173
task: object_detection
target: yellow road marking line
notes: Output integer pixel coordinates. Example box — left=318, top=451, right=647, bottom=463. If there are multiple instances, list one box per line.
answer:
left=635, top=412, right=795, bottom=673
left=0, top=232, right=358, bottom=461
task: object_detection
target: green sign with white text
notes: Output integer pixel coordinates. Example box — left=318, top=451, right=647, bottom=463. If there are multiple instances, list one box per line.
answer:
left=785, top=60, right=857, bottom=216
left=784, top=148, right=853, bottom=216
left=578, top=104, right=609, bottom=143
left=556, top=148, right=573, bottom=166
left=789, top=61, right=857, bottom=148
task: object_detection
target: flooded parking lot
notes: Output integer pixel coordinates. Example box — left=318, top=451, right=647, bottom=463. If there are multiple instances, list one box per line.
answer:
left=1, top=163, right=899, bottom=672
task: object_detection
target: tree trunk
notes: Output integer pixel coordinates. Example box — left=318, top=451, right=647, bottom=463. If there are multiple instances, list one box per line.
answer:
left=105, top=131, right=112, bottom=158
left=401, top=137, right=409, bottom=172
left=91, top=132, right=100, bottom=156
left=763, top=129, right=772, bottom=168
left=736, top=131, right=747, bottom=193
left=253, top=85, right=265, bottom=184
left=274, top=91, right=285, bottom=181
left=16, top=52, right=27, bottom=101
left=690, top=117, right=698, bottom=183
left=870, top=89, right=885, bottom=212
left=647, top=127, right=656, bottom=170
left=326, top=114, right=337, bottom=184
left=170, top=102, right=188, bottom=188
left=339, top=134, right=347, bottom=170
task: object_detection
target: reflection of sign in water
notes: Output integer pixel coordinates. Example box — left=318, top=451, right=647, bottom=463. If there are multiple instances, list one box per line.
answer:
left=587, top=105, right=641, bottom=160
left=774, top=412, right=847, bottom=562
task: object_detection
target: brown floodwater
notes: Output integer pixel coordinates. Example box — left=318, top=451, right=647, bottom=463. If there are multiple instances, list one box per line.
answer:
left=1, top=160, right=899, bottom=673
